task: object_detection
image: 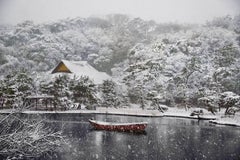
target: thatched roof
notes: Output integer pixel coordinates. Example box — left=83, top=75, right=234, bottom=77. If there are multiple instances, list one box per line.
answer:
left=51, top=60, right=111, bottom=84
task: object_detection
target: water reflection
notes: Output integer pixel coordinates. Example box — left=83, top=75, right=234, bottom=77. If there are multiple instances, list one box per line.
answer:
left=22, top=114, right=240, bottom=160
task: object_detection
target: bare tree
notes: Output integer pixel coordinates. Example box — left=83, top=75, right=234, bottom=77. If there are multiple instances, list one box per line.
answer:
left=0, top=114, right=66, bottom=159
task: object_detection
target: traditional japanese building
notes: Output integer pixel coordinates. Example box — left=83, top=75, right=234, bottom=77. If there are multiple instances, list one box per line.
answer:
left=51, top=60, right=111, bottom=84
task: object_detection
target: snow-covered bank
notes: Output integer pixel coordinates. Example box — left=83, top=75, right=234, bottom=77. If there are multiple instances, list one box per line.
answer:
left=1, top=107, right=240, bottom=127
left=163, top=108, right=217, bottom=120
left=209, top=116, right=240, bottom=127
left=0, top=107, right=216, bottom=119
left=0, top=108, right=164, bottom=117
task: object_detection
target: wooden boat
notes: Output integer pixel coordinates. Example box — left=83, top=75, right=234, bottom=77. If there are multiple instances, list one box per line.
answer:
left=89, top=119, right=148, bottom=132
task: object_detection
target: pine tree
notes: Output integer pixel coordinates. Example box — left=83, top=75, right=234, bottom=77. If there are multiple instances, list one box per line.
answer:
left=0, top=71, right=34, bottom=109
left=70, top=76, right=97, bottom=109
left=40, top=75, right=71, bottom=110
left=101, top=80, right=118, bottom=108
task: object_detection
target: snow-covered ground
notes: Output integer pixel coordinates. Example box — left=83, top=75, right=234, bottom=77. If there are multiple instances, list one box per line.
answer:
left=0, top=107, right=239, bottom=127
left=209, top=116, right=240, bottom=127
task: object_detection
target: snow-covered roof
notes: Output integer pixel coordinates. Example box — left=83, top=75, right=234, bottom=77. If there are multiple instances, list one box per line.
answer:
left=51, top=60, right=111, bottom=84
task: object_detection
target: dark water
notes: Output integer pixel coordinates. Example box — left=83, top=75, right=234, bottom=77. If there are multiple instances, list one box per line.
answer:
left=24, top=114, right=240, bottom=160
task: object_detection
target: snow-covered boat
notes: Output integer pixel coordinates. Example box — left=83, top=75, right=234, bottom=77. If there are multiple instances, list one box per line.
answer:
left=89, top=119, right=148, bottom=132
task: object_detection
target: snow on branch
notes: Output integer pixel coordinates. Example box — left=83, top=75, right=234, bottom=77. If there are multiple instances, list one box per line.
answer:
left=0, top=114, right=66, bottom=159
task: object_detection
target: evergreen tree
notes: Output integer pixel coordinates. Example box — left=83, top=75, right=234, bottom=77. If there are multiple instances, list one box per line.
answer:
left=218, top=92, right=240, bottom=115
left=101, top=80, right=118, bottom=108
left=198, top=91, right=240, bottom=115
left=0, top=71, right=34, bottom=109
left=40, top=75, right=71, bottom=110
left=70, top=76, right=97, bottom=109
left=0, top=51, right=7, bottom=65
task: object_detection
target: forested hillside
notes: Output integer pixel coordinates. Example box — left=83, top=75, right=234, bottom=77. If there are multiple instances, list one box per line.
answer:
left=0, top=14, right=191, bottom=75
left=0, top=14, right=239, bottom=108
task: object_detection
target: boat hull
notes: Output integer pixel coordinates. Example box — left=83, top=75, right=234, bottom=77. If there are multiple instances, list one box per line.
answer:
left=89, top=119, right=147, bottom=132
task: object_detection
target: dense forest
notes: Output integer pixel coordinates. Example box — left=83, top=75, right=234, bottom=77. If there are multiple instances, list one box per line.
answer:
left=0, top=14, right=240, bottom=110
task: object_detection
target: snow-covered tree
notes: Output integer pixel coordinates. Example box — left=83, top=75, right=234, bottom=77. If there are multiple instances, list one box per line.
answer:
left=0, top=14, right=240, bottom=110
left=101, top=80, right=119, bottom=108
left=40, top=75, right=71, bottom=110
left=127, top=83, right=147, bottom=109
left=0, top=46, right=7, bottom=65
left=0, top=71, right=34, bottom=109
left=69, top=76, right=97, bottom=109
left=198, top=91, right=240, bottom=115
left=218, top=92, right=240, bottom=115
left=198, top=95, right=219, bottom=115
left=40, top=75, right=98, bottom=110
left=0, top=114, right=65, bottom=159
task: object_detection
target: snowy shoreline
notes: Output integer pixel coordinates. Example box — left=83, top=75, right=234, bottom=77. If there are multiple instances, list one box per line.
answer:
left=0, top=107, right=239, bottom=127
left=209, top=117, right=240, bottom=127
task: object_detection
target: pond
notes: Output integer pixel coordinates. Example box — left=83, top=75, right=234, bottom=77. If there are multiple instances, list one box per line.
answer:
left=24, top=113, right=240, bottom=160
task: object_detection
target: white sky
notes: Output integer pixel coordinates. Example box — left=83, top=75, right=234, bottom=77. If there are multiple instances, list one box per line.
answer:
left=0, top=0, right=239, bottom=25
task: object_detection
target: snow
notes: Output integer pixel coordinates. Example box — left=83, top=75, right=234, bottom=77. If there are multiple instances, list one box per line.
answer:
left=89, top=119, right=148, bottom=126
left=26, top=95, right=54, bottom=99
left=51, top=60, right=111, bottom=84
left=1, top=107, right=240, bottom=127
left=209, top=115, right=240, bottom=127
left=163, top=107, right=217, bottom=120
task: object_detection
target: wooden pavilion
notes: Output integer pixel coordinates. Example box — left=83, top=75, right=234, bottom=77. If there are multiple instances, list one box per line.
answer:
left=23, top=95, right=57, bottom=111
